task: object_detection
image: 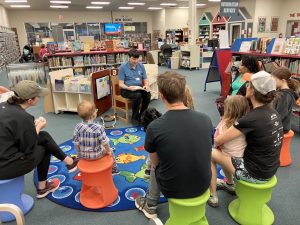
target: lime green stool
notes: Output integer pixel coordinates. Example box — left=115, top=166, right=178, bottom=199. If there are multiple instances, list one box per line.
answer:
left=165, top=189, right=210, bottom=225
left=228, top=176, right=277, bottom=225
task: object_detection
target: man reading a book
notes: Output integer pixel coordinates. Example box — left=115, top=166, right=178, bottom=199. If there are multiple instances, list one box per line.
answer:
left=119, top=48, right=151, bottom=124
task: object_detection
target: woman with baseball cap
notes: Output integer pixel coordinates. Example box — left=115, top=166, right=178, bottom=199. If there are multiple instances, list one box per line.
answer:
left=0, top=80, right=77, bottom=198
left=214, top=71, right=284, bottom=184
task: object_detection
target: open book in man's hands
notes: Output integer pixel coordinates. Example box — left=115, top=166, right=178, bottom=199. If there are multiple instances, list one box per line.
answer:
left=131, top=86, right=150, bottom=92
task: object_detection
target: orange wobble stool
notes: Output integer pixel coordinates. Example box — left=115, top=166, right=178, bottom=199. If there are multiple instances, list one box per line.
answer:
left=280, top=130, right=294, bottom=167
left=77, top=155, right=118, bottom=209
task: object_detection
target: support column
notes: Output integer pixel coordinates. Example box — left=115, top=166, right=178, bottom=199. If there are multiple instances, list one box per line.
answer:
left=188, top=0, right=197, bottom=45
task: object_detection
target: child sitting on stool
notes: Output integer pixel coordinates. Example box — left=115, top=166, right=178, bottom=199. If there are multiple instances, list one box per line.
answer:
left=73, top=100, right=119, bottom=174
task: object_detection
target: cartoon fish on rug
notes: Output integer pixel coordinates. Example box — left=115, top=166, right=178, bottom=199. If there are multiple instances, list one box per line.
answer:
left=134, top=145, right=145, bottom=151
left=110, top=134, right=141, bottom=146
left=116, top=153, right=145, bottom=164
left=119, top=164, right=149, bottom=183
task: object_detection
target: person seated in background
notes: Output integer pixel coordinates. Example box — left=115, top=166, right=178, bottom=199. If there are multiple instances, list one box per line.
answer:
left=39, top=44, right=48, bottom=62
left=272, top=67, right=300, bottom=134
left=135, top=71, right=212, bottom=219
left=118, top=48, right=151, bottom=124
left=160, top=39, right=172, bottom=53
left=214, top=71, right=283, bottom=193
left=73, top=100, right=119, bottom=174
left=208, top=95, right=249, bottom=208
left=0, top=80, right=77, bottom=199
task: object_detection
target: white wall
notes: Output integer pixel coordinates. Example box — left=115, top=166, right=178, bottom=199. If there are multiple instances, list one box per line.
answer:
left=152, top=9, right=165, bottom=37
left=0, top=5, right=10, bottom=27
left=165, top=8, right=189, bottom=29
left=8, top=9, right=153, bottom=49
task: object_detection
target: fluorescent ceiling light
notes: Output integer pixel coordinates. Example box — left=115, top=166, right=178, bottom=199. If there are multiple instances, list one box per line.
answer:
left=50, top=1, right=71, bottom=4
left=50, top=5, right=69, bottom=8
left=128, top=3, right=145, bottom=6
left=179, top=7, right=188, bottom=9
left=10, top=5, right=30, bottom=7
left=86, top=6, right=103, bottom=9
left=160, top=3, right=177, bottom=6
left=148, top=7, right=162, bottom=10
left=5, top=0, right=27, bottom=3
left=91, top=1, right=110, bottom=4
left=118, top=6, right=134, bottom=9
left=196, top=4, right=206, bottom=6
left=208, top=0, right=221, bottom=2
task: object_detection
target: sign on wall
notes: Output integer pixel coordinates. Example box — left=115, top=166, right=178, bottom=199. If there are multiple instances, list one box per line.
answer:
left=220, top=0, right=240, bottom=17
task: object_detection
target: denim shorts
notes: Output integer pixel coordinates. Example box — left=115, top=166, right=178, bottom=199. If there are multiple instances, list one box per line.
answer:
left=231, top=157, right=269, bottom=184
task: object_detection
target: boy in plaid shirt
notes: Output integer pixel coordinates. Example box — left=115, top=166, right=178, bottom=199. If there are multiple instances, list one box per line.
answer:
left=73, top=100, right=119, bottom=174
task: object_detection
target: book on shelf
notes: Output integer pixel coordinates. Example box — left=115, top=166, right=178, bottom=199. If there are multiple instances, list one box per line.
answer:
left=271, top=38, right=286, bottom=54
left=283, top=38, right=300, bottom=55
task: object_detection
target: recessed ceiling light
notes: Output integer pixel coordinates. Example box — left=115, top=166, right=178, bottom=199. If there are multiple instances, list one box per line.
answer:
left=196, top=4, right=206, bottom=6
left=50, top=1, right=71, bottom=4
left=5, top=0, right=27, bottom=2
left=91, top=1, right=110, bottom=5
left=148, top=7, right=162, bottom=10
left=179, top=7, right=188, bottom=9
left=128, top=3, right=145, bottom=6
left=160, top=3, right=177, bottom=6
left=50, top=5, right=69, bottom=8
left=118, top=6, right=134, bottom=9
left=86, top=6, right=103, bottom=9
left=10, top=5, right=30, bottom=7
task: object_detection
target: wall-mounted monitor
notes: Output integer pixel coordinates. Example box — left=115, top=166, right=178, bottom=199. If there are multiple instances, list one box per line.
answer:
left=104, top=23, right=122, bottom=35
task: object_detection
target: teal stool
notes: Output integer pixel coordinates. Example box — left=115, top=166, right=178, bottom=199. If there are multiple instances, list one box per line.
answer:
left=165, top=189, right=210, bottom=225
left=228, top=176, right=277, bottom=225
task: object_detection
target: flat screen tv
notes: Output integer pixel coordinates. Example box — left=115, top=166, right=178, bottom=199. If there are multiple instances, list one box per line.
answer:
left=96, top=75, right=111, bottom=100
left=104, top=23, right=122, bottom=35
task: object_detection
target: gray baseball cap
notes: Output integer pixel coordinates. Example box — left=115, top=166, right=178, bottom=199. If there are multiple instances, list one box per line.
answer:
left=15, top=80, right=49, bottom=99
left=251, top=71, right=276, bottom=95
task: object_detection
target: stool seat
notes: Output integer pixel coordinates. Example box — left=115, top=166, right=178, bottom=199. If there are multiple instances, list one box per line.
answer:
left=280, top=130, right=294, bottom=167
left=77, top=155, right=118, bottom=209
left=0, top=176, right=34, bottom=222
left=228, top=176, right=277, bottom=225
left=165, top=189, right=210, bottom=225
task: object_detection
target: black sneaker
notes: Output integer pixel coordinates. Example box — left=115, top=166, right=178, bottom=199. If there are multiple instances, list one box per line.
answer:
left=135, top=196, right=157, bottom=219
left=66, top=156, right=79, bottom=173
left=112, top=167, right=120, bottom=175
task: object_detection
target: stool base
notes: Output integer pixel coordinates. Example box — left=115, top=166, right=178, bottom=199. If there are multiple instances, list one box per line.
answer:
left=0, top=194, right=34, bottom=222
left=228, top=199, right=274, bottom=225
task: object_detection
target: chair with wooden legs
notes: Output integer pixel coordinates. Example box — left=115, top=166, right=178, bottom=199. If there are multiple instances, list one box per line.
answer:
left=0, top=204, right=25, bottom=225
left=110, top=72, right=132, bottom=123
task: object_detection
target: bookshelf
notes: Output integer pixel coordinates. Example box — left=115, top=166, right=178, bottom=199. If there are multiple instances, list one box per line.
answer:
left=200, top=48, right=213, bottom=69
left=166, top=29, right=183, bottom=43
left=0, top=26, right=21, bottom=71
left=47, top=49, right=147, bottom=76
left=212, top=12, right=228, bottom=39
left=199, top=12, right=213, bottom=46
left=180, top=45, right=200, bottom=70
left=49, top=68, right=93, bottom=114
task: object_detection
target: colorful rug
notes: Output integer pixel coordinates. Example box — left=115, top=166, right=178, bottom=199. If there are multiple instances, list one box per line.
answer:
left=34, top=126, right=225, bottom=212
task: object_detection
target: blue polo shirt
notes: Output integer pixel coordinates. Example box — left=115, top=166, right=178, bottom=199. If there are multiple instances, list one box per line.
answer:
left=118, top=62, right=147, bottom=87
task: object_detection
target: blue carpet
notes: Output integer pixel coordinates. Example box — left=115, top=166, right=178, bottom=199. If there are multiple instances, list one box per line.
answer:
left=34, top=126, right=225, bottom=212
left=34, top=126, right=167, bottom=212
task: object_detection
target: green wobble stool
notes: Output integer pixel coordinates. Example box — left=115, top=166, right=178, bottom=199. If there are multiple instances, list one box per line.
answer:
left=165, top=189, right=210, bottom=225
left=228, top=176, right=277, bottom=225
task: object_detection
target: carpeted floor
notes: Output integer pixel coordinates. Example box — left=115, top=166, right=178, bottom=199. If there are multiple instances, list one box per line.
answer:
left=1, top=67, right=299, bottom=225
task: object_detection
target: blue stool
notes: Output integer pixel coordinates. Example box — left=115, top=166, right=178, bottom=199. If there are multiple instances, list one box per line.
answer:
left=0, top=176, right=34, bottom=222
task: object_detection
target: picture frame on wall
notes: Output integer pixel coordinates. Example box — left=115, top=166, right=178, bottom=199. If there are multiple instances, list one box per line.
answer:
left=270, top=17, right=279, bottom=32
left=258, top=17, right=266, bottom=32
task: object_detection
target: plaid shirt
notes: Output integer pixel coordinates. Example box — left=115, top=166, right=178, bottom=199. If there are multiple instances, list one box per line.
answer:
left=73, top=121, right=109, bottom=160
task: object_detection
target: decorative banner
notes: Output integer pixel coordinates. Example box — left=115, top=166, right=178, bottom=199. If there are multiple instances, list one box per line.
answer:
left=220, top=0, right=240, bottom=17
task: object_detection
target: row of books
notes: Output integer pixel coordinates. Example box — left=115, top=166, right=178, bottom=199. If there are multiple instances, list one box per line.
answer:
left=73, top=65, right=119, bottom=76
left=54, top=75, right=91, bottom=93
left=278, top=59, right=300, bottom=75
left=239, top=38, right=272, bottom=53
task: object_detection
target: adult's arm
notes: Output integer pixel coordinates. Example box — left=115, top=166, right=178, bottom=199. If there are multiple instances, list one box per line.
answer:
left=215, top=126, right=243, bottom=147
left=149, top=152, right=159, bottom=167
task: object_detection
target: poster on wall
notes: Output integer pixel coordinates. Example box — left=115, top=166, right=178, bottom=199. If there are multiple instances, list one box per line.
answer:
left=258, top=17, right=266, bottom=32
left=270, top=17, right=279, bottom=32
